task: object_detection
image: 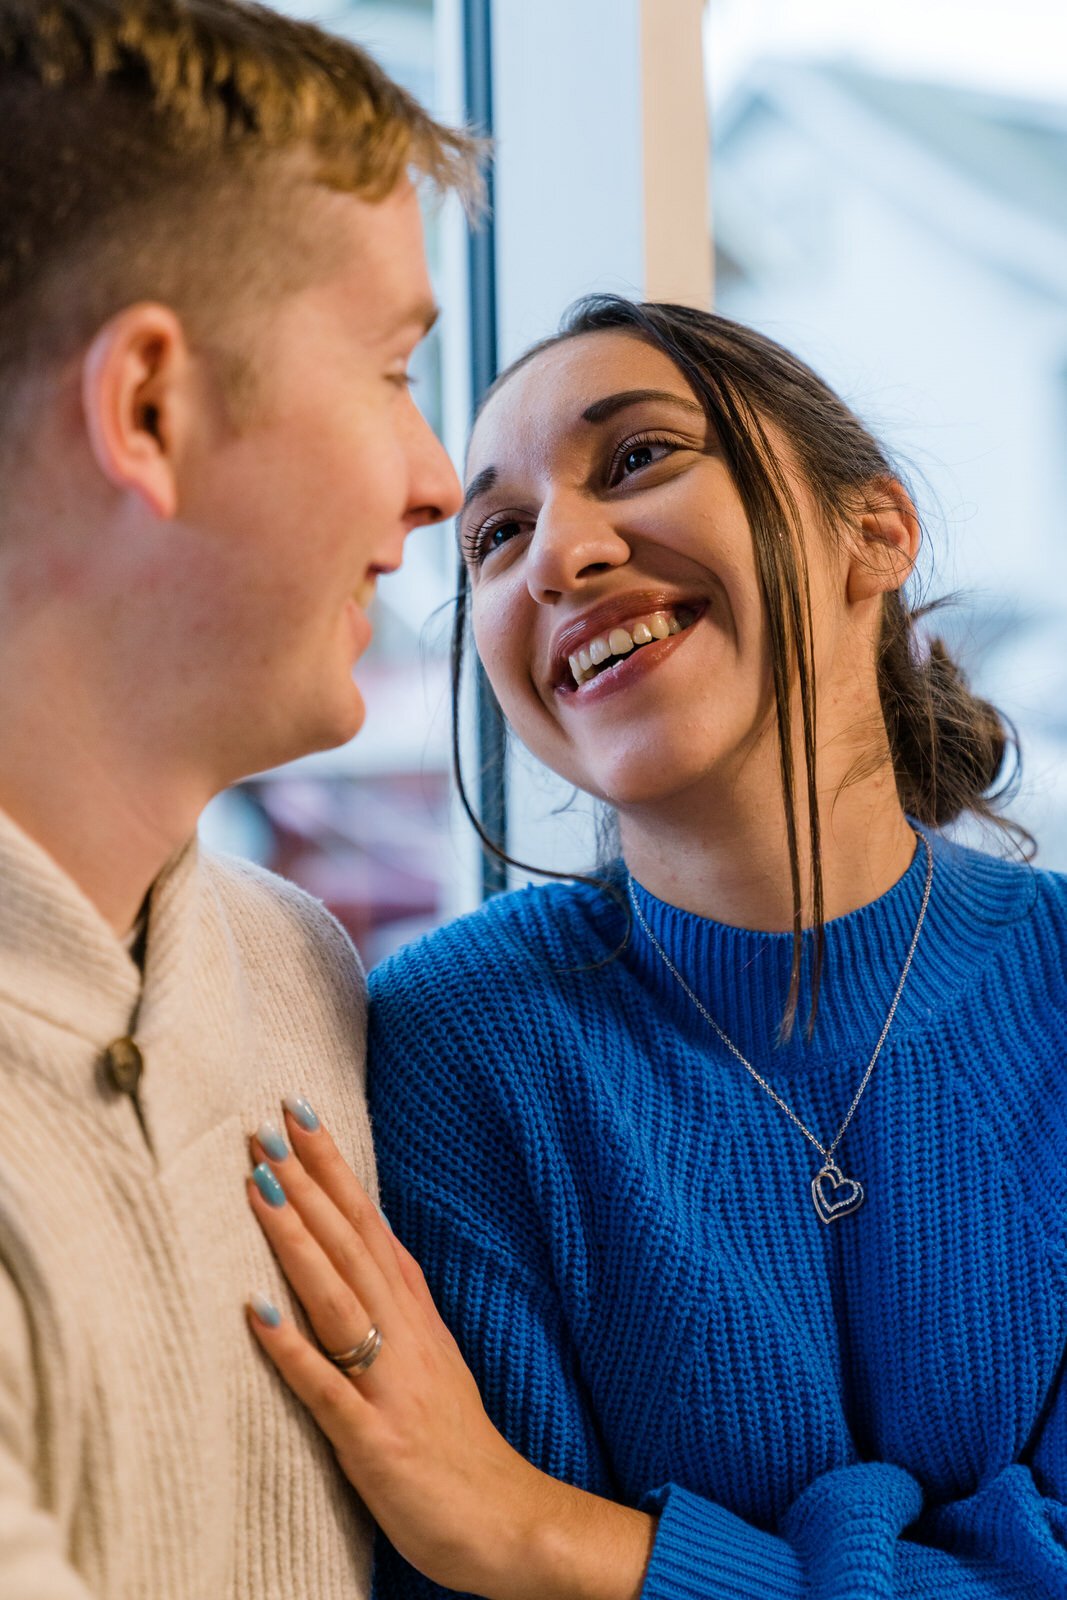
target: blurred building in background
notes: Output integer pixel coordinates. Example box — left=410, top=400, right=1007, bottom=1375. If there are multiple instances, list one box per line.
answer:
left=712, top=57, right=1067, bottom=861
left=202, top=0, right=1067, bottom=961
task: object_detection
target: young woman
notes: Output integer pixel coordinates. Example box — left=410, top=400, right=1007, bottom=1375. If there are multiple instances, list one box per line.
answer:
left=243, top=299, right=1067, bottom=1600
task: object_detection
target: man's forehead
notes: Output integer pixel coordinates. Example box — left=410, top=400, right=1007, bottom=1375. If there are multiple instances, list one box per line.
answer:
left=317, top=182, right=437, bottom=341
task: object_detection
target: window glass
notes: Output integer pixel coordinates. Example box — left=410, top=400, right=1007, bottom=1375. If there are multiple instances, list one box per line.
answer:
left=707, top=0, right=1067, bottom=863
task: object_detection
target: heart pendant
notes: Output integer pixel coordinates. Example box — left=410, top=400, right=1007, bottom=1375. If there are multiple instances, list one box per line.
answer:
left=811, top=1162, right=864, bottom=1223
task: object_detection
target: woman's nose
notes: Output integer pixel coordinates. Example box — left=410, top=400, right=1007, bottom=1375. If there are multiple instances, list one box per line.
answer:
left=524, top=498, right=631, bottom=603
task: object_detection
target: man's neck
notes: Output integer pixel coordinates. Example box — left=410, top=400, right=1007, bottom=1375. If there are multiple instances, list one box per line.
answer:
left=0, top=737, right=207, bottom=937
left=0, top=575, right=226, bottom=930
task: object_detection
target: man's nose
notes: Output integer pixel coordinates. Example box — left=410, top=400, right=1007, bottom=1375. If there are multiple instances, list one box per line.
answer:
left=406, top=416, right=462, bottom=532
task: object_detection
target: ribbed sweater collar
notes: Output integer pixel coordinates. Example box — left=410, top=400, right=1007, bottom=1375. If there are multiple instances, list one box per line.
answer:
left=0, top=804, right=198, bottom=1048
left=625, top=827, right=1032, bottom=1076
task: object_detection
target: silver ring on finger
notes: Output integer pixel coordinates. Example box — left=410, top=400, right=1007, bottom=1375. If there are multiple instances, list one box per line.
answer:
left=326, top=1324, right=383, bottom=1377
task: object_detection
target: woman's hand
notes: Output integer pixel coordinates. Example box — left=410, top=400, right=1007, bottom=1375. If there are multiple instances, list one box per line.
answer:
left=245, top=1101, right=653, bottom=1600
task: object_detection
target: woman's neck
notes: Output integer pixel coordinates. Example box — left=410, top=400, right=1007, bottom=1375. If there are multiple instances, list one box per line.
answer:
left=618, top=760, right=916, bottom=931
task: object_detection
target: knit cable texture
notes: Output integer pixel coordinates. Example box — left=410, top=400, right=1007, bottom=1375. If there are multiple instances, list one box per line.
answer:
left=368, top=830, right=1067, bottom=1600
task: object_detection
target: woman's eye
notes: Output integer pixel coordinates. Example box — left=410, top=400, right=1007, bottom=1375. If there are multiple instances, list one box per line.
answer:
left=465, top=516, right=524, bottom=566
left=487, top=520, right=521, bottom=550
left=611, top=436, right=677, bottom=483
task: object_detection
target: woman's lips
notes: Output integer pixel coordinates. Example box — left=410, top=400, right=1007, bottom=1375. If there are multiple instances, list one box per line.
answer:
left=548, top=594, right=707, bottom=690
left=554, top=606, right=703, bottom=704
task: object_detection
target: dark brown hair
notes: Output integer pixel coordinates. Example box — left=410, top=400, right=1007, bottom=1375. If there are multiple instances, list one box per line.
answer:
left=452, top=296, right=1024, bottom=1033
left=0, top=0, right=479, bottom=404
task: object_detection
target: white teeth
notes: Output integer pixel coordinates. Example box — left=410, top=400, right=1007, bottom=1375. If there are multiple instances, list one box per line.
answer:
left=566, top=605, right=697, bottom=687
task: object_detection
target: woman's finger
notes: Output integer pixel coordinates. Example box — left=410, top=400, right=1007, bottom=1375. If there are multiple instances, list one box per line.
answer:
left=280, top=1096, right=405, bottom=1287
left=251, top=1125, right=395, bottom=1322
left=246, top=1297, right=376, bottom=1472
left=275, top=1106, right=454, bottom=1340
left=247, top=1169, right=379, bottom=1366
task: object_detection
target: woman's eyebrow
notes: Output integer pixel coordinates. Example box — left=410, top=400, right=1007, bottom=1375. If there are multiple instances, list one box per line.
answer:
left=580, top=389, right=704, bottom=425
left=461, top=390, right=704, bottom=516
left=462, top=465, right=498, bottom=517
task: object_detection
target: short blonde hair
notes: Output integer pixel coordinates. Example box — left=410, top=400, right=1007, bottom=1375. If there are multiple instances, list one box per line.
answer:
left=0, top=0, right=480, bottom=388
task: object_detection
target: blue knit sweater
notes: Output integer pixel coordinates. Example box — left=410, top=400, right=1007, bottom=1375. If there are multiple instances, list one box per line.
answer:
left=367, top=831, right=1067, bottom=1599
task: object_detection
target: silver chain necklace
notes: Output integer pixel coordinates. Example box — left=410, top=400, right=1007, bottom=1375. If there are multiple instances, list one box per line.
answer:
left=627, top=832, right=934, bottom=1223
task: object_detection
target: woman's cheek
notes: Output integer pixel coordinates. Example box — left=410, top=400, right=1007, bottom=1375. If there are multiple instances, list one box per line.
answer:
left=471, top=598, right=519, bottom=704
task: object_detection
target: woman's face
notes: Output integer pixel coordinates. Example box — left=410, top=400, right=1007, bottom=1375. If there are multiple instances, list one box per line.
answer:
left=462, top=330, right=846, bottom=815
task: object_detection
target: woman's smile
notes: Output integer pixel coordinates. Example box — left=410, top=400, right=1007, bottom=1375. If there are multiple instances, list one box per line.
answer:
left=549, top=594, right=704, bottom=695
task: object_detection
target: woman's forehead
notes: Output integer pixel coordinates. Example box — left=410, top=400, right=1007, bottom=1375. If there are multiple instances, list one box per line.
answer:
left=465, top=329, right=701, bottom=476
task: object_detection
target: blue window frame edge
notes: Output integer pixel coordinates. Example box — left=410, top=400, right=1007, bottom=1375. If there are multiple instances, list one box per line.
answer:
left=463, top=0, right=509, bottom=898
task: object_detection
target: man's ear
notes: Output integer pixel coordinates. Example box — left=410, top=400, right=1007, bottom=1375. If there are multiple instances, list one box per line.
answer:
left=846, top=477, right=920, bottom=604
left=81, top=304, right=193, bottom=519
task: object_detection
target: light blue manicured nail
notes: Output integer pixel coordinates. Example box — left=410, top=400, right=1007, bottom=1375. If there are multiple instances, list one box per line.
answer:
left=284, top=1094, right=320, bottom=1132
left=252, top=1162, right=286, bottom=1208
left=250, top=1292, right=281, bottom=1328
left=257, top=1122, right=288, bottom=1162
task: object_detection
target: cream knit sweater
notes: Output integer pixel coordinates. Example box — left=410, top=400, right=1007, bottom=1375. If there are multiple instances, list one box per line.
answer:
left=0, top=806, right=375, bottom=1598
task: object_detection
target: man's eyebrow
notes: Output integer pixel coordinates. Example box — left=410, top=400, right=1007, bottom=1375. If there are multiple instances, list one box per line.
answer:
left=461, top=465, right=497, bottom=516
left=580, top=388, right=705, bottom=424
left=384, top=299, right=441, bottom=340
left=417, top=300, right=441, bottom=336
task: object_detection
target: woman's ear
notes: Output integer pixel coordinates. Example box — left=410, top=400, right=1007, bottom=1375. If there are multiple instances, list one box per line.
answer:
left=846, top=478, right=920, bottom=605
left=80, top=303, right=193, bottom=520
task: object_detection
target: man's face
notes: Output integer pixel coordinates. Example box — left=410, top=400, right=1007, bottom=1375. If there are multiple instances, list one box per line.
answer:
left=171, top=179, right=461, bottom=779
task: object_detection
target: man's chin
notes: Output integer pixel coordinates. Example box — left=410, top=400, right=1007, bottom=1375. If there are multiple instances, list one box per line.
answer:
left=338, top=693, right=367, bottom=745
left=308, top=686, right=367, bottom=754
left=255, top=689, right=367, bottom=776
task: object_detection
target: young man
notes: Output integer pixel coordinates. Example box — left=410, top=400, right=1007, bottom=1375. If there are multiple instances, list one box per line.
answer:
left=0, top=2, right=474, bottom=1594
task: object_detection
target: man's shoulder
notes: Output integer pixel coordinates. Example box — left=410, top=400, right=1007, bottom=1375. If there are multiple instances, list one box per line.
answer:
left=200, top=848, right=366, bottom=994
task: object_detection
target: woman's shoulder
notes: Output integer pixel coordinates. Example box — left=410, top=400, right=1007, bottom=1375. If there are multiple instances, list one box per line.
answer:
left=369, top=870, right=626, bottom=1011
left=922, top=833, right=1067, bottom=1067
left=933, top=828, right=1067, bottom=949
left=366, top=874, right=627, bottom=1145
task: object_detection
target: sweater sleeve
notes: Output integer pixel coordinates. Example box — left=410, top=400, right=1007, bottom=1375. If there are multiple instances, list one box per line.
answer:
left=642, top=1444, right=1067, bottom=1599
left=372, top=1187, right=627, bottom=1600
left=369, top=939, right=633, bottom=1600
left=0, top=1268, right=96, bottom=1598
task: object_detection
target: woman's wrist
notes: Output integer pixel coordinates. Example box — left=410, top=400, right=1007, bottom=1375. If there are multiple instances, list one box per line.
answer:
left=480, top=1452, right=655, bottom=1600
